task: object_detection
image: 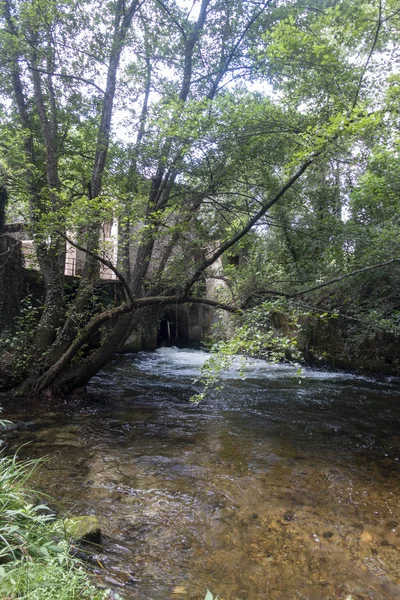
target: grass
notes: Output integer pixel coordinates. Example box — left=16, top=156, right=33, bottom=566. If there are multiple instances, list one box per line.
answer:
left=0, top=452, right=113, bottom=599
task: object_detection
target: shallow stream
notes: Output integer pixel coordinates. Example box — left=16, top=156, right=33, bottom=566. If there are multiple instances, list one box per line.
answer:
left=4, top=348, right=400, bottom=599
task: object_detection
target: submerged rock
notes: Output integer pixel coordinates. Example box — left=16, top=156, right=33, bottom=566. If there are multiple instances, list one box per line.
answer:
left=64, top=515, right=102, bottom=546
left=283, top=511, right=296, bottom=522
left=360, top=531, right=373, bottom=544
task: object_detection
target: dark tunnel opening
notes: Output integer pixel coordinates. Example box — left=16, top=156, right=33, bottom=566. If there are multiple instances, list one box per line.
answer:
left=157, top=309, right=189, bottom=348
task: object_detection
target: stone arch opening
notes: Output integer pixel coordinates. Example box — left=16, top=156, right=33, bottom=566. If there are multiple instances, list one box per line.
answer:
left=157, top=308, right=189, bottom=347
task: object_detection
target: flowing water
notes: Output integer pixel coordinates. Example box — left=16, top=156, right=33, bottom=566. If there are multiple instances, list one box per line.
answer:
left=4, top=348, right=400, bottom=600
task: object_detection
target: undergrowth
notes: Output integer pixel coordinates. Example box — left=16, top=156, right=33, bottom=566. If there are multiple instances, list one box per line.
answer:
left=0, top=453, right=111, bottom=599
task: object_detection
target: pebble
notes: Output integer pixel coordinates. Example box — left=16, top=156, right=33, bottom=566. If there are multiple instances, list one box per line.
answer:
left=171, top=586, right=187, bottom=597
left=360, top=532, right=373, bottom=543
left=283, top=511, right=296, bottom=522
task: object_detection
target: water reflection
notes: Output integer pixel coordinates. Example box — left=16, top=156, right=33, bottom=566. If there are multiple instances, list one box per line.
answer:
left=4, top=348, right=400, bottom=599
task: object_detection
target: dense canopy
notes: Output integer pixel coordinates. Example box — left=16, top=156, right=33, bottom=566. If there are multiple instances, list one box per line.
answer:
left=0, top=0, right=399, bottom=396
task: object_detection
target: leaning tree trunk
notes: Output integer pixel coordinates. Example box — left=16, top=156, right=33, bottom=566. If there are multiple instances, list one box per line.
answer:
left=40, top=0, right=140, bottom=368
left=54, top=311, right=140, bottom=394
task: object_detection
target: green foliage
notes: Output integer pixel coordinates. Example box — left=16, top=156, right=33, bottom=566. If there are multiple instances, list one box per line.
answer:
left=261, top=0, right=396, bottom=113
left=0, top=296, right=42, bottom=381
left=0, top=0, right=398, bottom=393
left=193, top=299, right=317, bottom=402
left=0, top=453, right=112, bottom=599
left=349, top=139, right=400, bottom=262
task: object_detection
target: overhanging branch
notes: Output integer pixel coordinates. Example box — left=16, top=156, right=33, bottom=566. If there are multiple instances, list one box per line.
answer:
left=31, top=293, right=239, bottom=394
left=56, top=230, right=134, bottom=304
left=242, top=257, right=400, bottom=306
left=293, top=257, right=400, bottom=297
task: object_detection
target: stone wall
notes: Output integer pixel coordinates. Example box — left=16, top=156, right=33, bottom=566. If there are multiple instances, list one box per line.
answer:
left=121, top=303, right=215, bottom=352
left=298, top=316, right=400, bottom=375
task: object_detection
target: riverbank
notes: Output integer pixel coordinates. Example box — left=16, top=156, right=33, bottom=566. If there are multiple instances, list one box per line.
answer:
left=0, top=452, right=113, bottom=599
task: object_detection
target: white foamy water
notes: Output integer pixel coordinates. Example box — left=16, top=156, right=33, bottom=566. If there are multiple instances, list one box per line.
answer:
left=134, top=346, right=378, bottom=383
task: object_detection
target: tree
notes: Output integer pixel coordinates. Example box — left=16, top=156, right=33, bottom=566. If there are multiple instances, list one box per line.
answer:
left=0, top=0, right=398, bottom=396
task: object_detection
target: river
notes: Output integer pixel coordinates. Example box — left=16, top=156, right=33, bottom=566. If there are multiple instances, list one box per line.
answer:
left=4, top=348, right=400, bottom=599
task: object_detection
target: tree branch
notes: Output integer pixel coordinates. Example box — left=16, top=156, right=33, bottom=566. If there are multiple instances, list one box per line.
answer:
left=135, top=295, right=239, bottom=314
left=351, top=0, right=382, bottom=110
left=183, top=153, right=317, bottom=296
left=155, top=0, right=187, bottom=40
left=243, top=257, right=400, bottom=306
left=56, top=230, right=134, bottom=304
left=290, top=299, right=399, bottom=333
left=183, top=106, right=372, bottom=298
left=207, top=0, right=273, bottom=100
left=292, top=257, right=400, bottom=297
left=30, top=294, right=238, bottom=394
left=56, top=230, right=242, bottom=314
left=26, top=63, right=106, bottom=94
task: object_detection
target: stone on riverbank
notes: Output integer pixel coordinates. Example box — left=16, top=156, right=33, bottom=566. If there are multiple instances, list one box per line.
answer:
left=64, top=515, right=102, bottom=545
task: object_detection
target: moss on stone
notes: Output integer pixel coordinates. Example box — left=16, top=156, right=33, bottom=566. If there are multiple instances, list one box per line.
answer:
left=64, top=515, right=102, bottom=545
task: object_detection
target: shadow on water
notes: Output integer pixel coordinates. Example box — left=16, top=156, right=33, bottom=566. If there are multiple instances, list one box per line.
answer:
left=3, top=348, right=400, bottom=600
